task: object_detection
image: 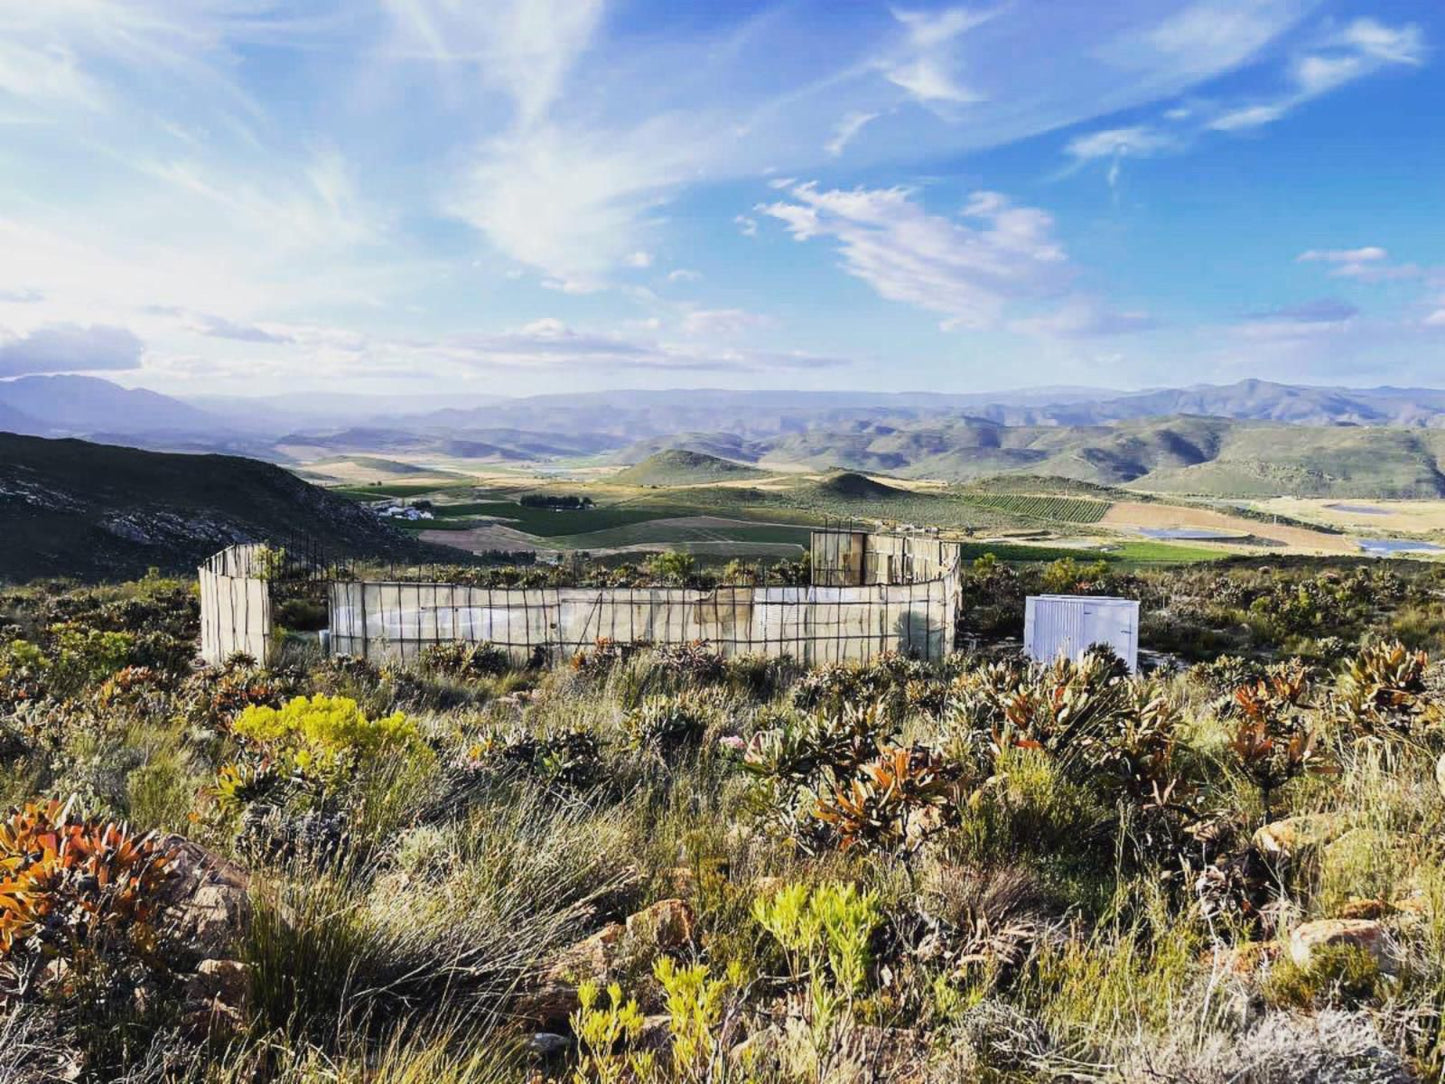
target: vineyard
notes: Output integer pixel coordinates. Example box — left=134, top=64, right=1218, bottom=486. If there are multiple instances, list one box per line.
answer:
left=959, top=492, right=1112, bottom=523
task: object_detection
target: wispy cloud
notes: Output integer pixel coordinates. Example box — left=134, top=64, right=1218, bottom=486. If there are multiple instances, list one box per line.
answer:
left=1297, top=246, right=1424, bottom=281
left=1066, top=16, right=1425, bottom=174
left=412, top=318, right=845, bottom=373
left=1010, top=299, right=1157, bottom=338
left=825, top=111, right=880, bottom=157
left=759, top=182, right=1069, bottom=330
left=681, top=309, right=773, bottom=338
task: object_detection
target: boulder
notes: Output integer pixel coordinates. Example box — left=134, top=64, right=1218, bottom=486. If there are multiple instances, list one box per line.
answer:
left=516, top=899, right=694, bottom=1027
left=184, top=958, right=250, bottom=1014
left=518, top=922, right=624, bottom=1025
left=625, top=898, right=695, bottom=952
left=156, top=835, right=251, bottom=961
left=1289, top=918, right=1396, bottom=971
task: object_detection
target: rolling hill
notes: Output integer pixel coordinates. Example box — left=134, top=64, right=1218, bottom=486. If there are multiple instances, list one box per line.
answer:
left=612, top=450, right=767, bottom=486
left=0, top=435, right=443, bottom=582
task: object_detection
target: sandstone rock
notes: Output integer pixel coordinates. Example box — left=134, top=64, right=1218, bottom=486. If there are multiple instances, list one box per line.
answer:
left=180, top=1001, right=245, bottom=1041
left=518, top=899, right=695, bottom=1027
left=515, top=922, right=624, bottom=1027
left=625, top=898, right=695, bottom=952
left=156, top=835, right=251, bottom=960
left=1289, top=918, right=1396, bottom=971
left=1436, top=751, right=1445, bottom=800
left=1251, top=814, right=1347, bottom=860
left=184, top=958, right=250, bottom=1014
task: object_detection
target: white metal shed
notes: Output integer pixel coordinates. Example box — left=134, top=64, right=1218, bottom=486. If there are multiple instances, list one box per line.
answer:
left=1024, top=595, right=1140, bottom=672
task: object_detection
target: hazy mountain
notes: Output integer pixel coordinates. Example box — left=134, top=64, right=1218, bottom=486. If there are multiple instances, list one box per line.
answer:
left=0, top=375, right=215, bottom=437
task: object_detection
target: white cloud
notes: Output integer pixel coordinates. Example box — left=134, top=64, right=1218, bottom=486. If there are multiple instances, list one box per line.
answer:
left=886, top=58, right=980, bottom=105
left=1065, top=126, right=1178, bottom=161
left=666, top=269, right=702, bottom=283
left=1072, top=14, right=1426, bottom=171
left=825, top=111, right=880, bottom=157
left=1341, top=18, right=1426, bottom=66
left=1205, top=16, right=1424, bottom=132
left=892, top=6, right=997, bottom=50
left=624, top=250, right=654, bottom=269
left=681, top=309, right=772, bottom=338
left=413, top=319, right=843, bottom=373
left=0, top=323, right=144, bottom=377
left=1134, top=0, right=1306, bottom=78
left=734, top=215, right=758, bottom=238
left=1010, top=299, right=1156, bottom=338
left=382, top=0, right=604, bottom=127
left=1298, top=246, right=1388, bottom=264
left=1297, top=246, right=1425, bottom=281
left=759, top=182, right=1069, bottom=330
left=1292, top=53, right=1364, bottom=95
left=450, top=122, right=695, bottom=291
left=882, top=5, right=994, bottom=108
left=1207, top=102, right=1289, bottom=131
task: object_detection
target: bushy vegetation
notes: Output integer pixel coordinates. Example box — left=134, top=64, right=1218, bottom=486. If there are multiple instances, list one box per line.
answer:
left=4, top=561, right=1445, bottom=1080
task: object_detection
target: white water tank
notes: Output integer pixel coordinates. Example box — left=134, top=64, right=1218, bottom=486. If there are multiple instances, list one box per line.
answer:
left=1024, top=595, right=1140, bottom=672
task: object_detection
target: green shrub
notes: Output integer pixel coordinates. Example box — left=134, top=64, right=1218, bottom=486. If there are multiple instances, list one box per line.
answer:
left=1262, top=943, right=1383, bottom=1009
left=231, top=694, right=434, bottom=787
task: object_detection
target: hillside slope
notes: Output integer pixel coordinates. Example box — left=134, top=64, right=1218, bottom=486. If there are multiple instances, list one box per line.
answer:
left=612, top=449, right=766, bottom=486
left=0, top=435, right=435, bottom=582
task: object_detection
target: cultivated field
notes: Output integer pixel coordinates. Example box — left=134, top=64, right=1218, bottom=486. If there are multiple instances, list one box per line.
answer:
left=1253, top=497, right=1445, bottom=537
left=1102, top=500, right=1359, bottom=555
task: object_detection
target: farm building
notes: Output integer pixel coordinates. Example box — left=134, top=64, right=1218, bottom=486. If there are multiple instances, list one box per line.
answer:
left=199, top=528, right=964, bottom=667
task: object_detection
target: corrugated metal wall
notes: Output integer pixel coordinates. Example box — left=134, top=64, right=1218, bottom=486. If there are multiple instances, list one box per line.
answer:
left=1023, top=595, right=1139, bottom=671
left=198, top=544, right=274, bottom=664
left=201, top=530, right=963, bottom=668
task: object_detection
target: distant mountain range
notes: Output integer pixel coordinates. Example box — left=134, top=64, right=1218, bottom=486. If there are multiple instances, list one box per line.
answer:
left=12, top=376, right=1445, bottom=497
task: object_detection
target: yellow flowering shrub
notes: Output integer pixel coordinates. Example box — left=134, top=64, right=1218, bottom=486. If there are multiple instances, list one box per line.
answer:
left=232, top=694, right=434, bottom=781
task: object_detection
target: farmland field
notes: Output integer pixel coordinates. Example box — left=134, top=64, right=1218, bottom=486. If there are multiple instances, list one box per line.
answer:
left=957, top=493, right=1111, bottom=523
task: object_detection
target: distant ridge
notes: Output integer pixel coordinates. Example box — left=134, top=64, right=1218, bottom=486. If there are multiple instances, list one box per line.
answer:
left=0, top=434, right=447, bottom=583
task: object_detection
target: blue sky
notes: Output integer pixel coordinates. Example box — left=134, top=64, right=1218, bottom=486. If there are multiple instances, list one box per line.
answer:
left=0, top=0, right=1441, bottom=398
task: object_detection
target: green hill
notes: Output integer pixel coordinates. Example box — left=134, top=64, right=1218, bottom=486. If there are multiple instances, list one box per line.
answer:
left=0, top=434, right=443, bottom=583
left=612, top=449, right=767, bottom=486
left=812, top=471, right=909, bottom=500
